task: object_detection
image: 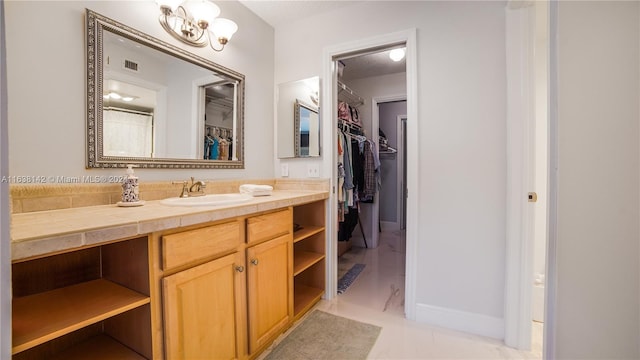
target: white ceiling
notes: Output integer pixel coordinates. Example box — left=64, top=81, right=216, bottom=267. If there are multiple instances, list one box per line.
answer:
left=339, top=49, right=406, bottom=81
left=238, top=0, right=362, bottom=28
left=239, top=0, right=406, bottom=80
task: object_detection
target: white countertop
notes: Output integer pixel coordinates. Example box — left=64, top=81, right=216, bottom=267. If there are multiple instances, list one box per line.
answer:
left=11, top=190, right=329, bottom=261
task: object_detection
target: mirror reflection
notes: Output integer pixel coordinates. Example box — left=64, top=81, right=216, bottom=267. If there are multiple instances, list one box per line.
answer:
left=277, top=77, right=320, bottom=158
left=295, top=100, right=319, bottom=157
left=86, top=9, right=244, bottom=169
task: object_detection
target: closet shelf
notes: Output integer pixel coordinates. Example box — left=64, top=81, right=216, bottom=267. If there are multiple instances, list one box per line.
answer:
left=379, top=146, right=398, bottom=158
left=338, top=80, right=365, bottom=107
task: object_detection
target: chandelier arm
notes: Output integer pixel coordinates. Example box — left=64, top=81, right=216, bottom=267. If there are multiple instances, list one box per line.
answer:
left=207, top=32, right=224, bottom=52
left=190, top=28, right=206, bottom=43
left=174, top=5, right=189, bottom=20
left=209, top=41, right=224, bottom=52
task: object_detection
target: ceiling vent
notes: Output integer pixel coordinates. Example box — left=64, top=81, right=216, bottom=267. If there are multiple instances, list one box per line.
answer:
left=123, top=59, right=140, bottom=73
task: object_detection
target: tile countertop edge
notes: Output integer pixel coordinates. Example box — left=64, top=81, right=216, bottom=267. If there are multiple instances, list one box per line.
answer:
left=11, top=190, right=329, bottom=261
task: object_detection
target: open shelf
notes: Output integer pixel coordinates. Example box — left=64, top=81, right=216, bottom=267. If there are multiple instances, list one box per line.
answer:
left=12, top=279, right=150, bottom=355
left=292, top=200, right=326, bottom=321
left=293, top=251, right=325, bottom=276
left=293, top=284, right=324, bottom=317
left=293, top=226, right=324, bottom=243
left=49, top=334, right=147, bottom=360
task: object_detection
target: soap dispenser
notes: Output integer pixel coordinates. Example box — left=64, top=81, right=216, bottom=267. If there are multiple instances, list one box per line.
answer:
left=118, top=164, right=144, bottom=206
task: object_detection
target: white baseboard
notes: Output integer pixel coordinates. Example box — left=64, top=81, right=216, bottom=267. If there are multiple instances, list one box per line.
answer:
left=415, top=303, right=505, bottom=340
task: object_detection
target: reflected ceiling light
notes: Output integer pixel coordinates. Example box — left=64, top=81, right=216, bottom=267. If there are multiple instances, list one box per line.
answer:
left=104, top=91, right=138, bottom=102
left=389, top=48, right=406, bottom=62
left=156, top=0, right=238, bottom=52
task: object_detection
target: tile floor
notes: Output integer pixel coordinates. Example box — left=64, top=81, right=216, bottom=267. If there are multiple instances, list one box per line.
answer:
left=317, top=229, right=544, bottom=359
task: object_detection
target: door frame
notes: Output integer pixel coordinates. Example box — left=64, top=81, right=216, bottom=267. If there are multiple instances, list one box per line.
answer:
left=505, top=2, right=536, bottom=350
left=397, top=115, right=407, bottom=230
left=505, top=1, right=556, bottom=353
left=321, top=29, right=419, bottom=320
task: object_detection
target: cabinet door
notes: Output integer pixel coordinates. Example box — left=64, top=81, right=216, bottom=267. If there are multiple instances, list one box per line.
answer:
left=246, top=234, right=292, bottom=354
left=163, top=251, right=246, bottom=360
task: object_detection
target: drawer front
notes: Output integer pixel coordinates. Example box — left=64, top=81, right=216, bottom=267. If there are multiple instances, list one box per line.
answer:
left=162, top=221, right=241, bottom=270
left=246, top=209, right=292, bottom=245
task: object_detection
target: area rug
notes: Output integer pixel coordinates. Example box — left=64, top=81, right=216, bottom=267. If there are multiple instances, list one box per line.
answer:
left=264, top=310, right=381, bottom=360
left=337, top=263, right=366, bottom=294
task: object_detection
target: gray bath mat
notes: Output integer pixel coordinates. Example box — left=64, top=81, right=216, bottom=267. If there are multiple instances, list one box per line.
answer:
left=264, top=310, right=381, bottom=360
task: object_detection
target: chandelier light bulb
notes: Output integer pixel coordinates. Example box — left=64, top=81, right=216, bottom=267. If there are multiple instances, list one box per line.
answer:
left=185, top=0, right=220, bottom=27
left=210, top=18, right=238, bottom=43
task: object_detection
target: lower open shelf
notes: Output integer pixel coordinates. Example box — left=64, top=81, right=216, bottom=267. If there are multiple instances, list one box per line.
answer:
left=294, top=284, right=324, bottom=318
left=12, top=279, right=150, bottom=355
left=49, top=334, right=147, bottom=360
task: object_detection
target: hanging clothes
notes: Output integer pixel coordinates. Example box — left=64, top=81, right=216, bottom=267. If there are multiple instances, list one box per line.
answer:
left=337, top=89, right=378, bottom=244
left=210, top=137, right=219, bottom=160
left=338, top=101, right=352, bottom=122
left=219, top=139, right=229, bottom=160
left=361, top=141, right=377, bottom=203
left=204, top=136, right=214, bottom=160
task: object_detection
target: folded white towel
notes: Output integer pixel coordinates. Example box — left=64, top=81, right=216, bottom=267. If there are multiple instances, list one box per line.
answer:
left=239, top=184, right=273, bottom=197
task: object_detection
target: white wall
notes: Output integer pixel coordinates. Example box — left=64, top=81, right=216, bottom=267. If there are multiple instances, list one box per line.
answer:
left=554, top=1, right=640, bottom=358
left=4, top=0, right=274, bottom=181
left=347, top=72, right=407, bottom=137
left=275, top=0, right=507, bottom=330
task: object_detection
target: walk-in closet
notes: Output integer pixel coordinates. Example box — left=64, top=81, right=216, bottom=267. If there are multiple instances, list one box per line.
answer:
left=334, top=48, right=408, bottom=315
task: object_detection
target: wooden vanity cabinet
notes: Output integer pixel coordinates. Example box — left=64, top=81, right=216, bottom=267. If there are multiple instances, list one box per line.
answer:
left=245, top=209, right=293, bottom=356
left=159, top=220, right=246, bottom=360
left=163, top=251, right=246, bottom=359
left=152, top=203, right=324, bottom=359
left=11, top=237, right=152, bottom=360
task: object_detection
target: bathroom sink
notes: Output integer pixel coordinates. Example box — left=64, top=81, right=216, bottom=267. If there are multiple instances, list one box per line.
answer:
left=160, top=193, right=253, bottom=207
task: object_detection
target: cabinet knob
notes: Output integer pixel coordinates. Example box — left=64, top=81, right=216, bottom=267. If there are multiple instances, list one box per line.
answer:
left=235, top=265, right=245, bottom=272
left=250, top=259, right=259, bottom=266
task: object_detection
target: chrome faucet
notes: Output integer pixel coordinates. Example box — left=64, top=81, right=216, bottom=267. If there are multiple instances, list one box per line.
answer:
left=172, top=180, right=190, bottom=198
left=188, top=177, right=207, bottom=196
left=172, top=177, right=206, bottom=198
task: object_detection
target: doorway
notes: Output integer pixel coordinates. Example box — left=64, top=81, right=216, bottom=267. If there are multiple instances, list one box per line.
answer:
left=322, top=29, right=418, bottom=319
left=376, top=101, right=407, bottom=234
left=335, top=94, right=408, bottom=315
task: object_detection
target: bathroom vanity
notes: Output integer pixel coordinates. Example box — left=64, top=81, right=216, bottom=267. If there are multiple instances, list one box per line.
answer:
left=10, top=190, right=328, bottom=359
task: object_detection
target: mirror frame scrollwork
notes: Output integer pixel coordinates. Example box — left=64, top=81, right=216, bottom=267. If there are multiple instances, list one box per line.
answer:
left=86, top=9, right=245, bottom=169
